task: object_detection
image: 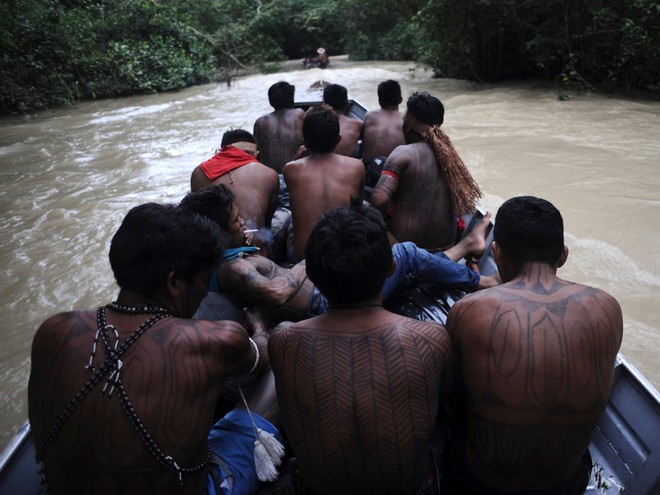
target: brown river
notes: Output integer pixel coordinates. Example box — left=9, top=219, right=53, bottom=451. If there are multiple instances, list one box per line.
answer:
left=1, top=60, right=659, bottom=452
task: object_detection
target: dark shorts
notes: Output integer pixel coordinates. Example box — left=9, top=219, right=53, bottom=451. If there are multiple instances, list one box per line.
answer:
left=446, top=436, right=592, bottom=495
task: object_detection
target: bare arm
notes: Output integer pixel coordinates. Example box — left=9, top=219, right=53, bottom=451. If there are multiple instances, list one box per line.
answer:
left=369, top=146, right=409, bottom=213
left=216, top=257, right=308, bottom=307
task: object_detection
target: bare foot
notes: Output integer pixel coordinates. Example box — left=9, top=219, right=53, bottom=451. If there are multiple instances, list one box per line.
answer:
left=444, top=211, right=492, bottom=261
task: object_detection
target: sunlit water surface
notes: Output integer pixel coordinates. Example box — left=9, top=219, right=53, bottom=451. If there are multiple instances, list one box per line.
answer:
left=1, top=60, right=659, bottom=451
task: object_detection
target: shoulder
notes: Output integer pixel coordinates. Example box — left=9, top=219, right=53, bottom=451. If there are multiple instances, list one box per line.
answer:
left=384, top=144, right=414, bottom=166
left=283, top=159, right=304, bottom=176
left=342, top=155, right=366, bottom=169
left=446, top=288, right=500, bottom=335
left=568, top=281, right=623, bottom=326
left=252, top=161, right=280, bottom=178
left=33, top=310, right=94, bottom=347
left=166, top=318, right=250, bottom=350
left=398, top=315, right=449, bottom=344
left=268, top=321, right=298, bottom=352
left=346, top=116, right=363, bottom=128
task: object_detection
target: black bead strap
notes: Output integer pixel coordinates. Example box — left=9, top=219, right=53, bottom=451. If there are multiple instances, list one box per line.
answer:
left=35, top=307, right=213, bottom=488
left=107, top=301, right=172, bottom=315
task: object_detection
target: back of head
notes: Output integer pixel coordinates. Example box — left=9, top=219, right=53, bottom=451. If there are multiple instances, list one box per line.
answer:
left=109, top=203, right=227, bottom=297
left=305, top=203, right=392, bottom=305
left=268, top=81, right=295, bottom=110
left=406, top=91, right=444, bottom=126
left=221, top=128, right=256, bottom=147
left=179, top=184, right=235, bottom=231
left=378, top=80, right=402, bottom=108
left=323, top=84, right=348, bottom=112
left=494, top=196, right=564, bottom=268
left=302, top=106, right=339, bottom=153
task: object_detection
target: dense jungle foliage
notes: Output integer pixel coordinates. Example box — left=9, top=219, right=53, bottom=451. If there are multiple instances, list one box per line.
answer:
left=1, top=0, right=658, bottom=114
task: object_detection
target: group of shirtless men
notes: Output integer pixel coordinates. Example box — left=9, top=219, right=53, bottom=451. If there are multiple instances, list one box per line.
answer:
left=28, top=79, right=623, bottom=495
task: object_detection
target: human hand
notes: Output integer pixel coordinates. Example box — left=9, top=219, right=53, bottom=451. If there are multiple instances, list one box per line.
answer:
left=243, top=229, right=256, bottom=246
left=243, top=307, right=270, bottom=336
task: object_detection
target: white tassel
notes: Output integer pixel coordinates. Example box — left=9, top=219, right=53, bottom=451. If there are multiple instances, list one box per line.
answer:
left=256, top=427, right=285, bottom=467
left=236, top=378, right=285, bottom=482
left=254, top=438, right=279, bottom=481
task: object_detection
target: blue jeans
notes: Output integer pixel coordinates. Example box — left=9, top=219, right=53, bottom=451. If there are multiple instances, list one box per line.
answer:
left=207, top=409, right=282, bottom=495
left=308, top=242, right=480, bottom=315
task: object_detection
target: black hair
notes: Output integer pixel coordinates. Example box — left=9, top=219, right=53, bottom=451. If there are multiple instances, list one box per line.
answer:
left=323, top=84, right=349, bottom=112
left=109, top=203, right=227, bottom=296
left=302, top=106, right=339, bottom=153
left=406, top=91, right=444, bottom=126
left=221, top=128, right=256, bottom=147
left=378, top=80, right=402, bottom=107
left=305, top=202, right=392, bottom=304
left=179, top=184, right=235, bottom=231
left=493, top=196, right=564, bottom=268
left=268, top=81, right=295, bottom=109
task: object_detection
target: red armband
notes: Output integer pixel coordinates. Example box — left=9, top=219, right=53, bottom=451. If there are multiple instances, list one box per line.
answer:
left=381, top=170, right=400, bottom=181
left=386, top=204, right=396, bottom=217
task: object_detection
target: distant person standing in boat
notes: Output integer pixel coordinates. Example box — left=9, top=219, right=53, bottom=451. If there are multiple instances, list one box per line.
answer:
left=253, top=81, right=305, bottom=174
left=283, top=105, right=365, bottom=262
left=269, top=204, right=452, bottom=494
left=191, top=128, right=279, bottom=258
left=322, top=83, right=363, bottom=157
left=28, top=202, right=282, bottom=495
left=445, top=196, right=623, bottom=495
left=370, top=91, right=482, bottom=251
left=304, top=47, right=329, bottom=69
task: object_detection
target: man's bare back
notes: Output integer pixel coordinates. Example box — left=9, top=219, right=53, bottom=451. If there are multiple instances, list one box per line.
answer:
left=284, top=153, right=364, bottom=261
left=28, top=310, right=261, bottom=494
left=371, top=142, right=455, bottom=250
left=270, top=308, right=451, bottom=494
left=445, top=196, right=623, bottom=493
left=447, top=275, right=622, bottom=489
left=194, top=161, right=278, bottom=226
left=362, top=108, right=405, bottom=163
left=334, top=114, right=363, bottom=157
left=191, top=131, right=279, bottom=256
left=254, top=108, right=304, bottom=173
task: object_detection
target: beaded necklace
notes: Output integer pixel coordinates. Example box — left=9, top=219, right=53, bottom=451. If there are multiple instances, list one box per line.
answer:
left=37, top=305, right=210, bottom=492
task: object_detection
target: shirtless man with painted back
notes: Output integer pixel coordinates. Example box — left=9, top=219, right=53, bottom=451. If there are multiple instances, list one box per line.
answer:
left=445, top=196, right=623, bottom=494
left=370, top=91, right=481, bottom=251
left=253, top=81, right=304, bottom=174
left=28, top=203, right=279, bottom=495
left=322, top=83, right=363, bottom=157
left=361, top=79, right=405, bottom=164
left=190, top=128, right=279, bottom=257
left=269, top=204, right=453, bottom=494
left=283, top=106, right=365, bottom=262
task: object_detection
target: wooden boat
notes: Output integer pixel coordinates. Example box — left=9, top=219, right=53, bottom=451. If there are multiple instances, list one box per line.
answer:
left=3, top=94, right=659, bottom=495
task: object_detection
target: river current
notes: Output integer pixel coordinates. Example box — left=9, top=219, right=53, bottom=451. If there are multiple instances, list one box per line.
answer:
left=1, top=59, right=659, bottom=451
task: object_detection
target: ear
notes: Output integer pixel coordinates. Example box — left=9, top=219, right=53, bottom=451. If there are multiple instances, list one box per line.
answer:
left=335, top=134, right=342, bottom=146
left=557, top=245, right=569, bottom=268
left=492, top=241, right=513, bottom=282
left=492, top=241, right=503, bottom=268
left=165, top=270, right=185, bottom=300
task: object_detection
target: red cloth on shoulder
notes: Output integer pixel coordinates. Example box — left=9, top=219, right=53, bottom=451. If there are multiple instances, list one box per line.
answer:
left=199, top=146, right=255, bottom=181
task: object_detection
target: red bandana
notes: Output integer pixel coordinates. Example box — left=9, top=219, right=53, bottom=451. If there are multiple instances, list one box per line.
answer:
left=199, top=146, right=255, bottom=181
